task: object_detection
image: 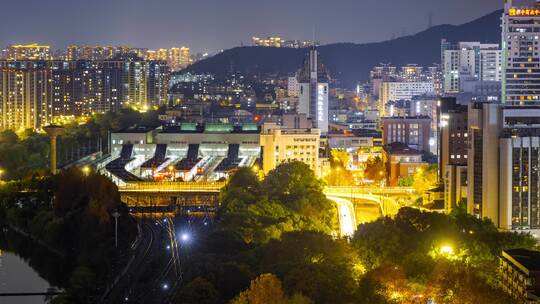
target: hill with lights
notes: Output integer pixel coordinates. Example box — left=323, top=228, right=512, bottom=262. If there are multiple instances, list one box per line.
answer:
left=185, top=10, right=502, bottom=88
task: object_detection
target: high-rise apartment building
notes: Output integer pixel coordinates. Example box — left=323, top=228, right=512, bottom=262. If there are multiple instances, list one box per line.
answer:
left=168, top=47, right=190, bottom=71
left=156, top=49, right=168, bottom=61
left=428, top=64, right=444, bottom=96
left=1, top=56, right=169, bottom=123
left=297, top=48, right=329, bottom=134
left=0, top=61, right=52, bottom=130
left=401, top=64, right=424, bottom=82
left=379, top=82, right=435, bottom=116
left=147, top=60, right=170, bottom=108
left=6, top=44, right=50, bottom=61
left=120, top=56, right=169, bottom=111
left=502, top=0, right=540, bottom=104
left=370, top=63, right=398, bottom=97
left=441, top=40, right=501, bottom=94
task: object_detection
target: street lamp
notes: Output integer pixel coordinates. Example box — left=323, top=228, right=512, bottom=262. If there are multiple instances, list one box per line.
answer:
left=180, top=233, right=190, bottom=242
left=440, top=245, right=454, bottom=255
left=112, top=211, right=121, bottom=248
left=82, top=166, right=90, bottom=176
left=168, top=165, right=175, bottom=181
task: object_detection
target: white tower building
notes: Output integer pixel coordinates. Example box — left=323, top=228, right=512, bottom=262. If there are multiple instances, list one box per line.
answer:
left=297, top=48, right=329, bottom=134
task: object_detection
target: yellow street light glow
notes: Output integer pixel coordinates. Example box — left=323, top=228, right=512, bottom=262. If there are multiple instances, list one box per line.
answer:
left=82, top=166, right=90, bottom=176
left=440, top=245, right=453, bottom=255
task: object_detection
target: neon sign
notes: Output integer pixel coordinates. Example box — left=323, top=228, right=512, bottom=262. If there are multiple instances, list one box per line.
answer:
left=509, top=8, right=540, bottom=16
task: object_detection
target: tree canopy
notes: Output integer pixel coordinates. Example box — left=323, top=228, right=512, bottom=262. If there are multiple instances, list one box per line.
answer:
left=217, top=162, right=337, bottom=244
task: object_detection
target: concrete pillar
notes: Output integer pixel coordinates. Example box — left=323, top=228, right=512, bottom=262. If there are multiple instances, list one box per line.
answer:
left=43, top=125, right=63, bottom=175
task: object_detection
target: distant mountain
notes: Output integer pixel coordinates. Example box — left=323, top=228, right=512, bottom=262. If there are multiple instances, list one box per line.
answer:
left=186, top=10, right=503, bottom=88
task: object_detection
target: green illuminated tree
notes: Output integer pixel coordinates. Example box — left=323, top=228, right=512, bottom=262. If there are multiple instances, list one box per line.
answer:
left=364, top=156, right=385, bottom=181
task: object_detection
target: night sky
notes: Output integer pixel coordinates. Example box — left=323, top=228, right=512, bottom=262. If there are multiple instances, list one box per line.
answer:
left=2, top=0, right=501, bottom=53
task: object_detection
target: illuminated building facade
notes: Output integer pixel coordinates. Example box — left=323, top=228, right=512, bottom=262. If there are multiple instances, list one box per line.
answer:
left=50, top=60, right=124, bottom=115
left=168, top=47, right=190, bottom=71
left=66, top=45, right=118, bottom=61
left=401, top=64, right=424, bottom=82
left=0, top=61, right=52, bottom=130
left=147, top=60, right=170, bottom=108
left=117, top=56, right=168, bottom=111
left=157, top=49, right=168, bottom=61
left=6, top=44, right=50, bottom=60
left=252, top=36, right=284, bottom=47
left=381, top=116, right=432, bottom=152
left=500, top=249, right=540, bottom=303
left=297, top=48, right=329, bottom=134
left=102, top=123, right=321, bottom=185
left=439, top=97, right=468, bottom=212
left=441, top=40, right=501, bottom=94
left=252, top=36, right=318, bottom=48
left=468, top=102, right=540, bottom=236
left=287, top=76, right=299, bottom=97
left=379, top=82, right=434, bottom=116
left=502, top=0, right=540, bottom=104
left=383, top=142, right=426, bottom=186
left=259, top=123, right=321, bottom=176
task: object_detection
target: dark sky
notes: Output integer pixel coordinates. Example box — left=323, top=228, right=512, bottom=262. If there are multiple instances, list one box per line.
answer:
left=1, top=0, right=501, bottom=53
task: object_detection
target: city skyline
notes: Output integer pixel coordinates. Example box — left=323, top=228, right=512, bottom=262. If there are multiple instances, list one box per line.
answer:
left=1, top=0, right=501, bottom=53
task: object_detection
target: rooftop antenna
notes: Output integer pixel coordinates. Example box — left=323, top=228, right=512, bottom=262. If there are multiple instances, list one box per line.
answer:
left=312, top=27, right=316, bottom=49
left=427, top=11, right=433, bottom=29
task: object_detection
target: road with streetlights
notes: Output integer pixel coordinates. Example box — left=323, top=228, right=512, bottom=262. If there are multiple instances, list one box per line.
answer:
left=326, top=188, right=405, bottom=236
left=327, top=196, right=357, bottom=237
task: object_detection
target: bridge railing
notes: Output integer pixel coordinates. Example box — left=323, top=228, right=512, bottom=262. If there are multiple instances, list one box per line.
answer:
left=325, top=186, right=415, bottom=194
left=119, top=181, right=226, bottom=192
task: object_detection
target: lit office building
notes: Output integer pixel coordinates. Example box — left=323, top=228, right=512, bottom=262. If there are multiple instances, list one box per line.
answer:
left=441, top=40, right=501, bottom=94
left=468, top=103, right=540, bottom=235
left=0, top=61, right=52, bottom=130
left=297, top=48, right=329, bottom=134
left=502, top=1, right=540, bottom=104
left=6, top=44, right=50, bottom=61
left=260, top=123, right=321, bottom=175
left=500, top=249, right=540, bottom=302
left=439, top=97, right=468, bottom=212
